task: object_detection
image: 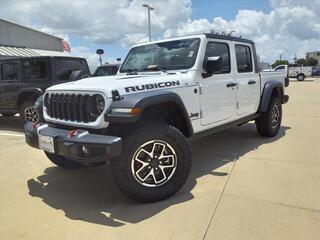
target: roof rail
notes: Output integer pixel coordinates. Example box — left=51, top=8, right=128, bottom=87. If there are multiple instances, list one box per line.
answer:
left=204, top=33, right=254, bottom=44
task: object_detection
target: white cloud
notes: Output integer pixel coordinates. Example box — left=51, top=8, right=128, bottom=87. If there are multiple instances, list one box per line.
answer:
left=1, top=0, right=319, bottom=64
left=0, top=0, right=191, bottom=44
left=163, top=0, right=320, bottom=63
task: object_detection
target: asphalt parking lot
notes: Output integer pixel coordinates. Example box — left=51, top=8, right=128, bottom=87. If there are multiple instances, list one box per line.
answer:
left=0, top=78, right=319, bottom=240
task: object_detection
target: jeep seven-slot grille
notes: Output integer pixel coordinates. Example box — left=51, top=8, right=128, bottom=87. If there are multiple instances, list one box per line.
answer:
left=45, top=93, right=99, bottom=123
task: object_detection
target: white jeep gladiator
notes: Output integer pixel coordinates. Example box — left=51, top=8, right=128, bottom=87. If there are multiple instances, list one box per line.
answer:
left=25, top=34, right=289, bottom=202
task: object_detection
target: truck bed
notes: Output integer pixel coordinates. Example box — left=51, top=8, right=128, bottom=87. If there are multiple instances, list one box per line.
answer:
left=260, top=70, right=287, bottom=94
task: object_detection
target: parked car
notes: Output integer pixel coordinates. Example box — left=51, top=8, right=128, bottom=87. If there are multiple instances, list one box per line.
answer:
left=0, top=56, right=90, bottom=123
left=25, top=34, right=289, bottom=202
left=312, top=67, right=320, bottom=77
left=92, top=64, right=120, bottom=77
left=262, top=64, right=288, bottom=75
left=288, top=64, right=312, bottom=81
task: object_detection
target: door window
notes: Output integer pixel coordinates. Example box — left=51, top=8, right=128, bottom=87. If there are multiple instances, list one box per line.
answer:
left=1, top=62, right=19, bottom=80
left=204, top=42, right=230, bottom=74
left=22, top=61, right=47, bottom=80
left=235, top=45, right=253, bottom=73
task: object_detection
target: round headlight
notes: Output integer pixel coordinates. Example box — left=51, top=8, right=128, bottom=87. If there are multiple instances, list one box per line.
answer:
left=95, top=94, right=105, bottom=114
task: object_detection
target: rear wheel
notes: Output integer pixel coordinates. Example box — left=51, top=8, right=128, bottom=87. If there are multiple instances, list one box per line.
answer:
left=297, top=73, right=305, bottom=81
left=44, top=152, right=85, bottom=169
left=256, top=97, right=282, bottom=137
left=110, top=121, right=191, bottom=202
left=20, top=100, right=39, bottom=124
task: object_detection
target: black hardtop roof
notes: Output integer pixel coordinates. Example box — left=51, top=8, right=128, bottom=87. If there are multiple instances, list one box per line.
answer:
left=0, top=56, right=87, bottom=62
left=205, top=33, right=254, bottom=44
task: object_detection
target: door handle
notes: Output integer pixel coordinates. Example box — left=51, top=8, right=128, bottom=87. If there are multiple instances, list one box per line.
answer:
left=226, top=82, right=237, bottom=88
left=248, top=80, right=256, bottom=85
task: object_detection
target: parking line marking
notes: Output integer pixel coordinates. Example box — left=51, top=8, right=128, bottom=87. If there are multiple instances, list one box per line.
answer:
left=0, top=132, right=25, bottom=137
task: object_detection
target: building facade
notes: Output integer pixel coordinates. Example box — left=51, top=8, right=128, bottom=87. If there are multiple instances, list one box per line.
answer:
left=0, top=18, right=66, bottom=60
left=306, top=51, right=320, bottom=66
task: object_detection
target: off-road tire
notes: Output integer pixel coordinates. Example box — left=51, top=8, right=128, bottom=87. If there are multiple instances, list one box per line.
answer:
left=20, top=100, right=39, bottom=124
left=110, top=121, right=192, bottom=203
left=297, top=73, right=305, bottom=81
left=256, top=97, right=282, bottom=137
left=44, top=152, right=85, bottom=169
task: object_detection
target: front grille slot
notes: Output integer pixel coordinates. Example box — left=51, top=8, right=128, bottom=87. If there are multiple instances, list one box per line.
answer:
left=45, top=93, right=100, bottom=123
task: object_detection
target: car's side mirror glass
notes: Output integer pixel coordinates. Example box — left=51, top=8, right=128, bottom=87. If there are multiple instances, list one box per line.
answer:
left=204, top=56, right=223, bottom=74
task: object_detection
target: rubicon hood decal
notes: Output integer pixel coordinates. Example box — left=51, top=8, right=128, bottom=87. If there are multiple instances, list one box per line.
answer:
left=125, top=81, right=180, bottom=93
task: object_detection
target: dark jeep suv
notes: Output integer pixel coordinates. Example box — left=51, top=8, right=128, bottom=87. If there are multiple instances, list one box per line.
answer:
left=0, top=56, right=90, bottom=123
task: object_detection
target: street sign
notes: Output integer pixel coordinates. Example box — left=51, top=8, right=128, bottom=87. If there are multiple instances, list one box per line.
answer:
left=96, top=49, right=104, bottom=55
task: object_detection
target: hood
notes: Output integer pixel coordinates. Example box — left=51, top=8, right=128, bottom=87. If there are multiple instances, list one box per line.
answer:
left=47, top=73, right=188, bottom=97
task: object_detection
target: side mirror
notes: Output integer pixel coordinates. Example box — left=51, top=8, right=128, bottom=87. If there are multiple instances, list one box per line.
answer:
left=204, top=56, right=223, bottom=74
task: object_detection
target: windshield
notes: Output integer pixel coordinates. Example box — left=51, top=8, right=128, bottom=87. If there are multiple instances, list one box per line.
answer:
left=120, top=38, right=201, bottom=73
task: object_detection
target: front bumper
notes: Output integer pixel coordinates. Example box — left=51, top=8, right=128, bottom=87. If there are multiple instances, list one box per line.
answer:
left=24, top=122, right=122, bottom=163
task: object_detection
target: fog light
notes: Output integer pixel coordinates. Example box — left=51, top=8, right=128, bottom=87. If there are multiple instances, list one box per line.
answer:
left=82, top=145, right=89, bottom=155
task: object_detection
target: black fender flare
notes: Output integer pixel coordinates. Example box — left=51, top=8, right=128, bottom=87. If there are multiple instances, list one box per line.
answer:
left=105, top=91, right=194, bottom=136
left=258, top=80, right=284, bottom=112
left=16, top=88, right=44, bottom=107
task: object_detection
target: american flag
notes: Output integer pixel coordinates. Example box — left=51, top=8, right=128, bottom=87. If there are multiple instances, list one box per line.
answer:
left=62, top=40, right=71, bottom=52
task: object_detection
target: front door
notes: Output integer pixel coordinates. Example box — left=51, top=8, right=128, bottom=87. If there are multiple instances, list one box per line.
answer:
left=0, top=61, right=20, bottom=109
left=200, top=41, right=237, bottom=126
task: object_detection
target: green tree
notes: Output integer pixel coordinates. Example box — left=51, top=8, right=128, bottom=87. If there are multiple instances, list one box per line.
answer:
left=271, top=60, right=289, bottom=69
left=296, top=58, right=306, bottom=65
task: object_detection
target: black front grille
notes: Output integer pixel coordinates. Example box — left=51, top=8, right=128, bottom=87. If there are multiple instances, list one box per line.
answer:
left=45, top=93, right=100, bottom=123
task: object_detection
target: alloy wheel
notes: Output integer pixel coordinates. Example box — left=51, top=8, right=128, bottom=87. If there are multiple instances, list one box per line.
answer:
left=24, top=106, right=39, bottom=123
left=271, top=105, right=280, bottom=130
left=131, top=140, right=177, bottom=187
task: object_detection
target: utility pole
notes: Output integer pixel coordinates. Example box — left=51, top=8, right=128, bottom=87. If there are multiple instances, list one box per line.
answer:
left=142, top=4, right=155, bottom=41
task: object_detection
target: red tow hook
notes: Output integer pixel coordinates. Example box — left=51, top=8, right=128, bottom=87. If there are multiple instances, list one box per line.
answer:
left=32, top=123, right=40, bottom=129
left=68, top=130, right=78, bottom=138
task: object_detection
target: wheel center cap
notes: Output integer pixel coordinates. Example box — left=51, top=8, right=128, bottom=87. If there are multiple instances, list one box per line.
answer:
left=149, top=158, right=159, bottom=168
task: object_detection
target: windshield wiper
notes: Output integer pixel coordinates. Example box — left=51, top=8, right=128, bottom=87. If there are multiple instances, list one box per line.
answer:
left=125, top=69, right=139, bottom=75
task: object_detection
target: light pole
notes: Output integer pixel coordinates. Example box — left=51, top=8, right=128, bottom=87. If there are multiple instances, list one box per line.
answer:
left=142, top=4, right=154, bottom=41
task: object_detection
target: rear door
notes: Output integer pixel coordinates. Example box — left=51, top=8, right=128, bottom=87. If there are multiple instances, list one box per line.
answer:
left=20, top=59, right=49, bottom=92
left=0, top=61, right=20, bottom=109
left=234, top=44, right=260, bottom=116
left=200, top=40, right=237, bottom=125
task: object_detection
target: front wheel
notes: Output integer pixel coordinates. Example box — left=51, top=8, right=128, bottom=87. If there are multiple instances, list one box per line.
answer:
left=20, top=100, right=39, bottom=124
left=256, top=97, right=282, bottom=137
left=110, top=122, right=192, bottom=202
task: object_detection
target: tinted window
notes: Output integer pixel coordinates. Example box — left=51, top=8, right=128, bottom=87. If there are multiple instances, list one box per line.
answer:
left=1, top=62, right=19, bottom=80
left=23, top=61, right=47, bottom=80
left=204, top=42, right=230, bottom=74
left=235, top=45, right=253, bottom=73
left=55, top=59, right=88, bottom=80
left=120, top=38, right=200, bottom=72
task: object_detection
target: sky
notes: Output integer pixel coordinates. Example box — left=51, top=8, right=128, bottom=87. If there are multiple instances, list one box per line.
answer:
left=1, top=0, right=320, bottom=71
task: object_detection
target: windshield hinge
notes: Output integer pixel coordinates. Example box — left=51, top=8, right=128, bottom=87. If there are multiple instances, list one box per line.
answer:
left=199, top=86, right=203, bottom=95
left=200, top=110, right=203, bottom=118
